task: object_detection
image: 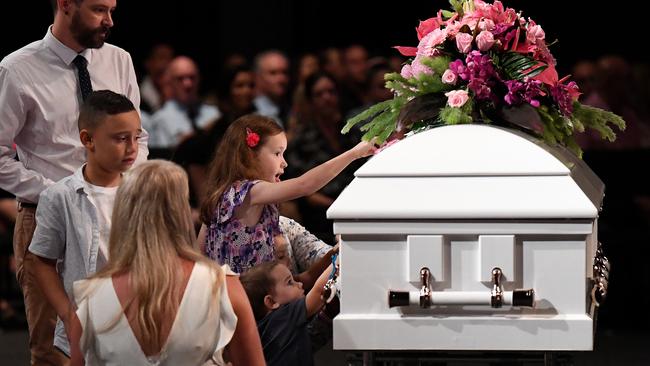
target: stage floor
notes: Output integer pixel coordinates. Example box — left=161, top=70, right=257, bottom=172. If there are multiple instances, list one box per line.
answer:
left=2, top=327, right=647, bottom=365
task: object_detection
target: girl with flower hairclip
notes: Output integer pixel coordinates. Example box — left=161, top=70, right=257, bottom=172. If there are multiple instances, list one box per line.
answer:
left=198, top=114, right=375, bottom=274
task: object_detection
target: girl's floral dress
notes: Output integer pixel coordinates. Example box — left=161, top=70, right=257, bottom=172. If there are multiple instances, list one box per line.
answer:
left=205, top=180, right=281, bottom=274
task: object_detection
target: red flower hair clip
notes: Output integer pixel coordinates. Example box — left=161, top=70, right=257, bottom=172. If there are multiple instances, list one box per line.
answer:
left=246, top=128, right=260, bottom=147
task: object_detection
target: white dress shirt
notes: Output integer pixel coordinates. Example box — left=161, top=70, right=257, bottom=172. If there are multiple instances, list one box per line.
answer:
left=253, top=94, right=284, bottom=127
left=0, top=27, right=148, bottom=203
left=148, top=100, right=220, bottom=148
left=139, top=76, right=163, bottom=112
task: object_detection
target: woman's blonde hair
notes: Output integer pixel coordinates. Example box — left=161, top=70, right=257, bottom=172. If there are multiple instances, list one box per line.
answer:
left=201, top=114, right=284, bottom=223
left=91, top=160, right=223, bottom=352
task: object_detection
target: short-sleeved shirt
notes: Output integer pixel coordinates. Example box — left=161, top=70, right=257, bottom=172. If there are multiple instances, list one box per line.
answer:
left=28, top=165, right=109, bottom=356
left=205, top=180, right=281, bottom=274
left=257, top=297, right=313, bottom=366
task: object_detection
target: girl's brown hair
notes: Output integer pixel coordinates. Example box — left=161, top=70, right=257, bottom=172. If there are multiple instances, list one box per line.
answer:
left=200, top=114, right=284, bottom=223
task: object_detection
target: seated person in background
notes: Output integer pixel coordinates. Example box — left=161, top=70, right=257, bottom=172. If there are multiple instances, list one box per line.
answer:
left=285, top=72, right=366, bottom=243
left=172, top=64, right=257, bottom=223
left=70, top=160, right=264, bottom=365
left=147, top=56, right=220, bottom=151
left=241, top=258, right=338, bottom=366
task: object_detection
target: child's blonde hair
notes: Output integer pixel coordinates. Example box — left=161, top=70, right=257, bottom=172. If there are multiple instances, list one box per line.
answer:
left=89, top=160, right=223, bottom=352
left=201, top=114, right=284, bottom=223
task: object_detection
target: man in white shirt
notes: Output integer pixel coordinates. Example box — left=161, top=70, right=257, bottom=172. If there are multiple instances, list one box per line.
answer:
left=147, top=56, right=220, bottom=149
left=0, top=0, right=147, bottom=364
left=253, top=50, right=290, bottom=127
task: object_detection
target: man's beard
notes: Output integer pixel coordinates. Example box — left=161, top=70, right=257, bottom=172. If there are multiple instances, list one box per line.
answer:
left=71, top=12, right=111, bottom=49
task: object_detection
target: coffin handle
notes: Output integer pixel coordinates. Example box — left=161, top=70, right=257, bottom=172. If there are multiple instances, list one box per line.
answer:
left=388, top=266, right=535, bottom=309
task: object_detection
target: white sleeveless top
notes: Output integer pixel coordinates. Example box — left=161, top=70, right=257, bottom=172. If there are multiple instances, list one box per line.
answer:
left=73, top=263, right=237, bottom=365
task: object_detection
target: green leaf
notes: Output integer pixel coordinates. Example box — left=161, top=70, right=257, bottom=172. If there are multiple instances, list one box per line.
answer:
left=572, top=102, right=626, bottom=142
left=449, top=0, right=464, bottom=15
left=498, top=52, right=548, bottom=80
left=341, top=99, right=395, bottom=134
left=523, top=64, right=547, bottom=79
left=361, top=106, right=400, bottom=144
left=419, top=55, right=452, bottom=75
left=441, top=9, right=455, bottom=19
left=565, top=138, right=583, bottom=159
left=439, top=101, right=473, bottom=125
left=385, top=71, right=407, bottom=84
left=385, top=72, right=420, bottom=98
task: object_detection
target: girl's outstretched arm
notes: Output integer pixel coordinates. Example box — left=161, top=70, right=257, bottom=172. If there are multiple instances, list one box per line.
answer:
left=250, top=140, right=375, bottom=205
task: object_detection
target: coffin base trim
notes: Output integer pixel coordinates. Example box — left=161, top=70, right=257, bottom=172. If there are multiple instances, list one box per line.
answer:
left=333, top=314, right=593, bottom=350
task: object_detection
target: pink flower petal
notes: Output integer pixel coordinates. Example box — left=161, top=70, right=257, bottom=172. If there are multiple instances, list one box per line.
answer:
left=393, top=46, right=418, bottom=57
left=416, top=17, right=442, bottom=40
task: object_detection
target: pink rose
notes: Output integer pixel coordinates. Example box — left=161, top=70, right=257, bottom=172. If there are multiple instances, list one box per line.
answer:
left=455, top=33, right=473, bottom=54
left=526, top=24, right=545, bottom=44
left=410, top=57, right=433, bottom=78
left=478, top=19, right=495, bottom=31
left=445, top=90, right=470, bottom=108
left=400, top=63, right=413, bottom=79
left=445, top=20, right=463, bottom=38
left=476, top=31, right=495, bottom=51
left=460, top=17, right=479, bottom=31
left=441, top=69, right=457, bottom=85
left=417, top=28, right=447, bottom=57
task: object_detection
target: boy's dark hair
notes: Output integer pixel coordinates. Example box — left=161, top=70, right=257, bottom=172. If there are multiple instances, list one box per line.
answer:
left=78, top=90, right=136, bottom=131
left=240, top=260, right=282, bottom=321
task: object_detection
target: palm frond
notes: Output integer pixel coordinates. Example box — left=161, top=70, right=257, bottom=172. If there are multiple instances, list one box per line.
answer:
left=498, top=52, right=547, bottom=80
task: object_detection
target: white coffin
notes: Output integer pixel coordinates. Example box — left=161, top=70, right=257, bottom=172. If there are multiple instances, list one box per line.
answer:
left=327, top=125, right=603, bottom=351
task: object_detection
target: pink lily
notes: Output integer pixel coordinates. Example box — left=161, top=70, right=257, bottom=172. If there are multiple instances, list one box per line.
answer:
left=416, top=17, right=442, bottom=40
left=533, top=64, right=557, bottom=86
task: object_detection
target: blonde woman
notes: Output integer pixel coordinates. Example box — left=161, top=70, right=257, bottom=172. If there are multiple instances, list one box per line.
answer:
left=69, top=160, right=265, bottom=365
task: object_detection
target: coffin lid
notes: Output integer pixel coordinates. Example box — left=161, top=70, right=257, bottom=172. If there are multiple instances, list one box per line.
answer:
left=328, top=125, right=604, bottom=220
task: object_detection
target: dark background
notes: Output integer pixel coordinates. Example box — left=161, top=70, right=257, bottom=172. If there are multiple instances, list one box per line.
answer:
left=2, top=0, right=649, bottom=336
left=2, top=1, right=647, bottom=88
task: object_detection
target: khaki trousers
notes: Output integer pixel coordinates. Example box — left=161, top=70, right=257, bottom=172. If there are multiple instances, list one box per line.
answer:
left=14, top=204, right=69, bottom=365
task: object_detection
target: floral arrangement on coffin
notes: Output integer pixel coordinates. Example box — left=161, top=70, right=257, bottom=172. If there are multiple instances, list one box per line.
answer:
left=342, top=0, right=625, bottom=157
